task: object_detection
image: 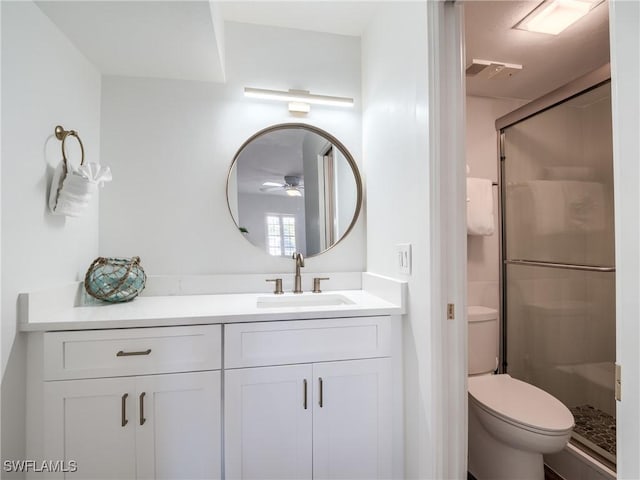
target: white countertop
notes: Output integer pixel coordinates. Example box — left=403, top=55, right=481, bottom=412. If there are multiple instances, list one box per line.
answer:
left=20, top=289, right=403, bottom=332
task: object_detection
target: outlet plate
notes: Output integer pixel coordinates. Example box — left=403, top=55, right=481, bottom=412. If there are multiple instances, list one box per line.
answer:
left=396, top=243, right=412, bottom=275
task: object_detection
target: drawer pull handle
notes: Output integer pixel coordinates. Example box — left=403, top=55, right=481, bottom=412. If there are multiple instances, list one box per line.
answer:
left=121, top=393, right=128, bottom=427
left=116, top=349, right=152, bottom=357
left=139, top=392, right=146, bottom=425
left=319, top=377, right=324, bottom=408
left=303, top=379, right=308, bottom=410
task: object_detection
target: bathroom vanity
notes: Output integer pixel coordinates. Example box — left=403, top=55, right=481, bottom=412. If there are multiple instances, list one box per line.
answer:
left=21, top=274, right=405, bottom=479
left=19, top=119, right=404, bottom=479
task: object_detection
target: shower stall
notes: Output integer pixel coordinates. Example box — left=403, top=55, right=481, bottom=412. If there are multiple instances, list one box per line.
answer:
left=497, top=69, right=616, bottom=469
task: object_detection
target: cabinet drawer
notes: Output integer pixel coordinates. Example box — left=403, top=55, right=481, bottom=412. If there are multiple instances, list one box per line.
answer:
left=225, top=316, right=391, bottom=368
left=43, top=325, right=221, bottom=380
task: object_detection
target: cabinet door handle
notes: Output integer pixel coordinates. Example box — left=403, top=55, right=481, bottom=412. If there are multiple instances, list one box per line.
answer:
left=139, top=392, right=146, bottom=425
left=116, top=349, right=151, bottom=357
left=319, top=377, right=324, bottom=408
left=303, top=379, right=308, bottom=410
left=121, top=393, right=129, bottom=427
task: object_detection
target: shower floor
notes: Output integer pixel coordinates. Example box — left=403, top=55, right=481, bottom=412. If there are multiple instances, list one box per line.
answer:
left=570, top=405, right=616, bottom=465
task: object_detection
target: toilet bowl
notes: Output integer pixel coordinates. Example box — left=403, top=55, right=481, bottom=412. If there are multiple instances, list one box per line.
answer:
left=468, top=307, right=574, bottom=480
left=468, top=374, right=574, bottom=479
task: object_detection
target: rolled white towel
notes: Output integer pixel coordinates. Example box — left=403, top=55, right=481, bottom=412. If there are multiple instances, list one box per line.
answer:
left=49, top=160, right=110, bottom=216
left=467, top=177, right=494, bottom=236
left=54, top=198, right=91, bottom=217
left=76, top=162, right=112, bottom=185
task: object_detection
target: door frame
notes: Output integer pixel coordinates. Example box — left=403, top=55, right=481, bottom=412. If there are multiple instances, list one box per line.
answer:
left=430, top=0, right=640, bottom=477
left=609, top=1, right=640, bottom=478
left=426, top=1, right=467, bottom=478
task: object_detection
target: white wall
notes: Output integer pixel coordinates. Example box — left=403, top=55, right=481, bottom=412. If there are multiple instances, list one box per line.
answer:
left=99, top=22, right=364, bottom=274
left=466, top=96, right=525, bottom=309
left=1, top=0, right=101, bottom=469
left=362, top=3, right=431, bottom=478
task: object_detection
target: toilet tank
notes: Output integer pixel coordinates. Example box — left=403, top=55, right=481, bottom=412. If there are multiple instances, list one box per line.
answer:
left=468, top=306, right=499, bottom=375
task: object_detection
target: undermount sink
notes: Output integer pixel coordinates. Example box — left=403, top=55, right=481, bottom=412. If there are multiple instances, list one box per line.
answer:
left=256, top=294, right=355, bottom=308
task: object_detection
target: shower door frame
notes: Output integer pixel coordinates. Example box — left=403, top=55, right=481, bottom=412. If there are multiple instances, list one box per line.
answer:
left=495, top=64, right=613, bottom=375
left=496, top=66, right=616, bottom=470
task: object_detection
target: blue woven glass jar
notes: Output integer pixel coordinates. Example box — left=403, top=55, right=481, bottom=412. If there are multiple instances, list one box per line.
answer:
left=84, top=257, right=146, bottom=303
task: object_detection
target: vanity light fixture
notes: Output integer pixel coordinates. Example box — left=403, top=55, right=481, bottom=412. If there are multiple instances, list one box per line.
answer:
left=288, top=102, right=311, bottom=114
left=514, top=0, right=604, bottom=35
left=244, top=87, right=354, bottom=111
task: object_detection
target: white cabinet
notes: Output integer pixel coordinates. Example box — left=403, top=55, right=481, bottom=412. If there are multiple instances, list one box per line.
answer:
left=225, top=358, right=392, bottom=480
left=43, top=325, right=221, bottom=380
left=29, top=316, right=398, bottom=480
left=312, top=359, right=392, bottom=480
left=34, top=325, right=223, bottom=479
left=225, top=365, right=313, bottom=480
left=224, top=317, right=393, bottom=480
left=134, top=372, right=222, bottom=480
left=43, top=377, right=137, bottom=479
left=224, top=317, right=391, bottom=369
left=43, top=371, right=221, bottom=480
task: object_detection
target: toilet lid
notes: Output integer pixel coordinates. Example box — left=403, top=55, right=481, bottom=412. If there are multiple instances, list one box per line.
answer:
left=468, top=374, right=574, bottom=433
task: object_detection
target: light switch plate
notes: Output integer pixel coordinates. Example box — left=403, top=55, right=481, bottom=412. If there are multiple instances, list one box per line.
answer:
left=396, top=243, right=412, bottom=275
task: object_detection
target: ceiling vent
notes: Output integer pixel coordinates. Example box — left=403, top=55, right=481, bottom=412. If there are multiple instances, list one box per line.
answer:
left=466, top=59, right=523, bottom=79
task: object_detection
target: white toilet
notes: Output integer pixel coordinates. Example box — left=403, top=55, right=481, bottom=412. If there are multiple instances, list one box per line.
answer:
left=468, top=306, right=574, bottom=480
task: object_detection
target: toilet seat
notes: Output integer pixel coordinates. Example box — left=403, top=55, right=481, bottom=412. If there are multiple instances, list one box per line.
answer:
left=468, top=374, right=574, bottom=435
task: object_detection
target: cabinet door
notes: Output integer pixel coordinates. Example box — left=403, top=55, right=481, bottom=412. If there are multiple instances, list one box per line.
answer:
left=135, top=371, right=221, bottom=480
left=312, top=358, right=392, bottom=480
left=225, top=364, right=313, bottom=480
left=43, top=377, right=137, bottom=479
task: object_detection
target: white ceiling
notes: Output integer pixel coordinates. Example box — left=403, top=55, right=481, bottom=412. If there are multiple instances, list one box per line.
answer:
left=36, top=1, right=225, bottom=82
left=36, top=1, right=610, bottom=101
left=235, top=129, right=309, bottom=196
left=219, top=1, right=380, bottom=37
left=464, top=0, right=610, bottom=100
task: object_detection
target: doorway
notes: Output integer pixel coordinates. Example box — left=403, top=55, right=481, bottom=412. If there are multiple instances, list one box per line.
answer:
left=459, top=0, right=628, bottom=478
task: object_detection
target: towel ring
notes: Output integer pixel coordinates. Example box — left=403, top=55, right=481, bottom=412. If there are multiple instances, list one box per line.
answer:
left=55, top=125, right=85, bottom=170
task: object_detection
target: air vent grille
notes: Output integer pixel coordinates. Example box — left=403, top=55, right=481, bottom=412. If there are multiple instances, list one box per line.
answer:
left=466, top=59, right=523, bottom=79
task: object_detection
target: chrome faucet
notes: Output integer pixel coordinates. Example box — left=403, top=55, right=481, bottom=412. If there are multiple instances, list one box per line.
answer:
left=292, top=252, right=305, bottom=293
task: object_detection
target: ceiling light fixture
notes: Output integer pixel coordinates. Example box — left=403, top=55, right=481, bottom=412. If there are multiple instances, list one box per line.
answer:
left=285, top=186, right=303, bottom=197
left=515, top=0, right=603, bottom=35
left=244, top=87, right=354, bottom=110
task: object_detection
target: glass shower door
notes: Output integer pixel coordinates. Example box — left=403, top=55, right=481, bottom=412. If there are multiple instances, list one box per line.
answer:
left=502, top=82, right=616, bottom=466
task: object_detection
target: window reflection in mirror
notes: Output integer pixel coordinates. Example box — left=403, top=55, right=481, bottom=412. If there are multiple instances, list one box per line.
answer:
left=227, top=124, right=362, bottom=257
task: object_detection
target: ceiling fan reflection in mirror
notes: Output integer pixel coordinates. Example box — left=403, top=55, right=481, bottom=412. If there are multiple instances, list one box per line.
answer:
left=260, top=175, right=304, bottom=197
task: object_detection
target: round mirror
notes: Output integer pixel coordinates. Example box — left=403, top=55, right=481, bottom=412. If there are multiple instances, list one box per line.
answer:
left=227, top=124, right=362, bottom=257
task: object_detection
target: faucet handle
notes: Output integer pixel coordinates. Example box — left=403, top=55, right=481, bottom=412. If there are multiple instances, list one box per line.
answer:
left=266, top=278, right=284, bottom=295
left=312, top=277, right=330, bottom=294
